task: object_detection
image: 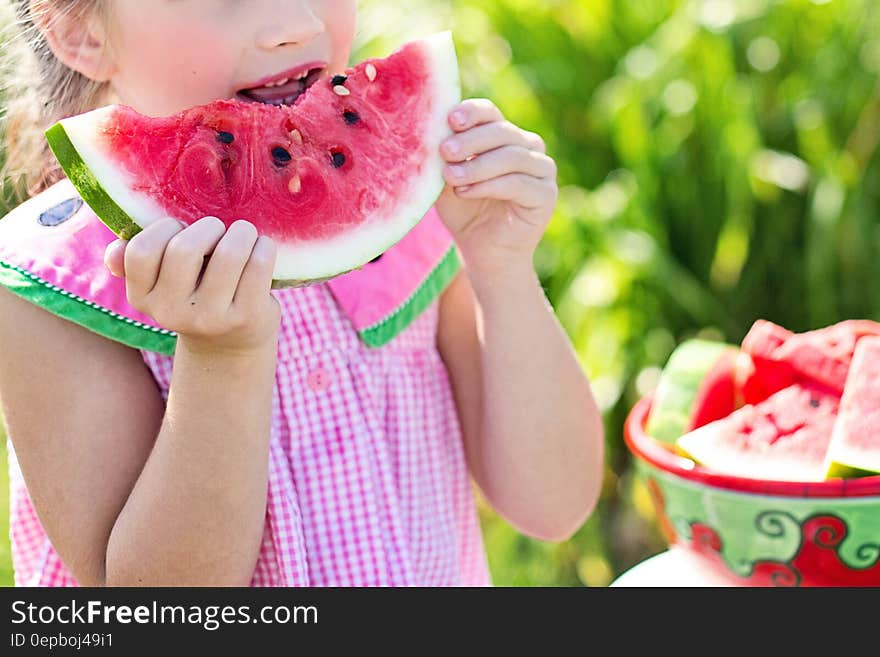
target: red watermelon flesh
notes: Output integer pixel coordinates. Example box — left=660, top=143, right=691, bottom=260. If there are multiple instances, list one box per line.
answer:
left=676, top=383, right=840, bottom=482
left=824, top=336, right=880, bottom=477
left=741, top=319, right=880, bottom=398
left=45, top=33, right=460, bottom=287
left=689, top=348, right=740, bottom=430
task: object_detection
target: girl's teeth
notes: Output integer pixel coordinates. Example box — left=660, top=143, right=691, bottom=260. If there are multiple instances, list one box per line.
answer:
left=263, top=70, right=311, bottom=89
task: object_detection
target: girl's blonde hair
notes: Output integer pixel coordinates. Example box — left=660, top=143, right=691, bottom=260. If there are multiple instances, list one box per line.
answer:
left=1, top=0, right=110, bottom=202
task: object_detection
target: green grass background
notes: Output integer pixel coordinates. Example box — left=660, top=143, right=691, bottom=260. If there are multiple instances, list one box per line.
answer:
left=0, top=431, right=11, bottom=585
left=2, top=0, right=880, bottom=587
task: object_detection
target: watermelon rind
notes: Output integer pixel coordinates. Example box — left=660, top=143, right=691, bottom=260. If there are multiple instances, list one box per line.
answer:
left=822, top=336, right=880, bottom=478
left=45, top=117, right=152, bottom=241
left=46, top=32, right=461, bottom=287
left=646, top=339, right=738, bottom=445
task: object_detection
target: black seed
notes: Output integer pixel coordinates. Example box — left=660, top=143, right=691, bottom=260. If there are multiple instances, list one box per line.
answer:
left=343, top=110, right=360, bottom=125
left=331, top=151, right=346, bottom=168
left=217, top=131, right=234, bottom=144
left=272, top=146, right=292, bottom=165
left=331, top=74, right=348, bottom=86
left=809, top=398, right=820, bottom=408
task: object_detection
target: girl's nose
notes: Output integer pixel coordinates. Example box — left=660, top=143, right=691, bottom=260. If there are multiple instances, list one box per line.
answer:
left=256, top=1, right=325, bottom=50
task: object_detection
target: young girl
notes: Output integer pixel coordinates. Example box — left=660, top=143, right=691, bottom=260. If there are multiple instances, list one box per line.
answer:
left=0, top=0, right=604, bottom=587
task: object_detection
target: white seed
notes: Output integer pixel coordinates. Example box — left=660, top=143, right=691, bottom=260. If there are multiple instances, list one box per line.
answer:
left=289, top=128, right=303, bottom=145
left=366, top=63, right=377, bottom=82
left=333, top=85, right=350, bottom=96
left=288, top=174, right=301, bottom=194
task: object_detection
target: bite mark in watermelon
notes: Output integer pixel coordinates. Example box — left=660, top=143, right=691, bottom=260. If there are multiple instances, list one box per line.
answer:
left=45, top=32, right=461, bottom=288
left=676, top=383, right=840, bottom=482
left=824, top=336, right=880, bottom=477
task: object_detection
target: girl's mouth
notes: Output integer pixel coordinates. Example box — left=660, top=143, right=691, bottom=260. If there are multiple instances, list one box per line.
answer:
left=236, top=67, right=325, bottom=106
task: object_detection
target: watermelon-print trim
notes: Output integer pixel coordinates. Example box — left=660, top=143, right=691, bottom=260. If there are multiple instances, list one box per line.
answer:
left=359, top=244, right=460, bottom=348
left=0, top=259, right=177, bottom=355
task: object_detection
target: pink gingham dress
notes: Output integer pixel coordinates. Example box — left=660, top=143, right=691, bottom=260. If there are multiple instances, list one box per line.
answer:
left=0, top=179, right=492, bottom=587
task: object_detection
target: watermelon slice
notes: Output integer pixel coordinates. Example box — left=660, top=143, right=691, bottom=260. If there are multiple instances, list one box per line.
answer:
left=45, top=32, right=461, bottom=288
left=676, top=383, right=840, bottom=482
left=824, top=336, right=880, bottom=477
left=645, top=339, right=741, bottom=446
left=742, top=319, right=880, bottom=396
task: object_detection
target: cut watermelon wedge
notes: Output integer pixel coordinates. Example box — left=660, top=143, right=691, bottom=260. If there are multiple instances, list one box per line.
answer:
left=45, top=32, right=461, bottom=288
left=645, top=339, right=741, bottom=446
left=742, top=319, right=880, bottom=396
left=676, top=383, right=840, bottom=482
left=824, top=336, right=880, bottom=477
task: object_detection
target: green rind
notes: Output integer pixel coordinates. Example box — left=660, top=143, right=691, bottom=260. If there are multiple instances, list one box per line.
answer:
left=359, top=244, right=460, bottom=348
left=826, top=461, right=879, bottom=479
left=45, top=122, right=143, bottom=241
left=646, top=339, right=737, bottom=445
left=0, top=259, right=177, bottom=355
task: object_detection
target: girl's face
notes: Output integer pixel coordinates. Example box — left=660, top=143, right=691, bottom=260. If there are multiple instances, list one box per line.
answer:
left=102, top=0, right=358, bottom=116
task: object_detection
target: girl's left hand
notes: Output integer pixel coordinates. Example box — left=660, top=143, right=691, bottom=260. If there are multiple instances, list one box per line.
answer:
left=435, top=99, right=558, bottom=279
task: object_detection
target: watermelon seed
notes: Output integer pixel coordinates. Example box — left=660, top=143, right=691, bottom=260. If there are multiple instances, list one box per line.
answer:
left=288, top=174, right=301, bottom=194
left=272, top=146, right=292, bottom=165
left=333, top=85, right=350, bottom=97
left=365, top=64, right=377, bottom=82
left=216, top=131, right=234, bottom=144
left=330, top=150, right=346, bottom=168
left=343, top=110, right=360, bottom=125
left=810, top=398, right=820, bottom=408
left=331, top=74, right=348, bottom=86
left=289, top=128, right=303, bottom=145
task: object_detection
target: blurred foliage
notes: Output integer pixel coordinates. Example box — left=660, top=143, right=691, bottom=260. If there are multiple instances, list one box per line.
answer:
left=1, top=0, right=879, bottom=587
left=355, top=0, right=880, bottom=586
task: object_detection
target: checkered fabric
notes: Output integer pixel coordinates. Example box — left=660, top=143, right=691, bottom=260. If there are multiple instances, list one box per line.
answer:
left=7, top=283, right=492, bottom=586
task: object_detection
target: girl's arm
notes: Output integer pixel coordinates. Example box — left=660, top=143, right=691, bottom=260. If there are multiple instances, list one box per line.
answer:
left=0, top=216, right=280, bottom=586
left=0, top=289, right=275, bottom=586
left=434, top=99, right=604, bottom=541
left=105, top=337, right=277, bottom=586
left=438, top=268, right=604, bottom=542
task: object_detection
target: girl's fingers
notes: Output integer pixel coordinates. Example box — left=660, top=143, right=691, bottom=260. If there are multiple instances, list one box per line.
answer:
left=454, top=173, right=556, bottom=209
left=443, top=146, right=557, bottom=188
left=448, top=98, right=504, bottom=132
left=232, top=235, right=277, bottom=308
left=152, top=216, right=227, bottom=301
left=194, top=219, right=260, bottom=307
left=442, top=121, right=546, bottom=162
left=104, top=239, right=128, bottom=277
left=123, top=217, right=187, bottom=303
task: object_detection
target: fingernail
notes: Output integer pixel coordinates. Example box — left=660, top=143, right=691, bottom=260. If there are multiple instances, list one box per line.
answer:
left=456, top=185, right=471, bottom=194
left=445, top=139, right=459, bottom=156
left=449, top=164, right=466, bottom=180
left=452, top=110, right=465, bottom=127
left=104, top=239, right=123, bottom=257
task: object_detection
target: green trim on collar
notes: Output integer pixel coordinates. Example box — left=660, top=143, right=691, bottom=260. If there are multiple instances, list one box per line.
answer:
left=0, top=259, right=177, bottom=355
left=359, top=245, right=461, bottom=348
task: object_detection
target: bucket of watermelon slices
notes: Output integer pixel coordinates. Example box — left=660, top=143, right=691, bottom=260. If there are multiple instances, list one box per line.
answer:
left=624, top=319, right=880, bottom=587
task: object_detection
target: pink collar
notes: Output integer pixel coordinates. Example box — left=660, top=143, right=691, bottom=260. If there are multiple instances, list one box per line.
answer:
left=0, top=179, right=459, bottom=354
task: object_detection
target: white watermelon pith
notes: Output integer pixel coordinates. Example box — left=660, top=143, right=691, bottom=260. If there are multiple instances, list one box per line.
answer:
left=824, top=336, right=880, bottom=477
left=45, top=32, right=461, bottom=287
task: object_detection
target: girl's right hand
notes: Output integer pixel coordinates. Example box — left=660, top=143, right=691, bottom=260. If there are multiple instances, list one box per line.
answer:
left=104, top=216, right=281, bottom=356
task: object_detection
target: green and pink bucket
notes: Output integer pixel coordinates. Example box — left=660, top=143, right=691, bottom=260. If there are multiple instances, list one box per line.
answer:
left=625, top=396, right=880, bottom=587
